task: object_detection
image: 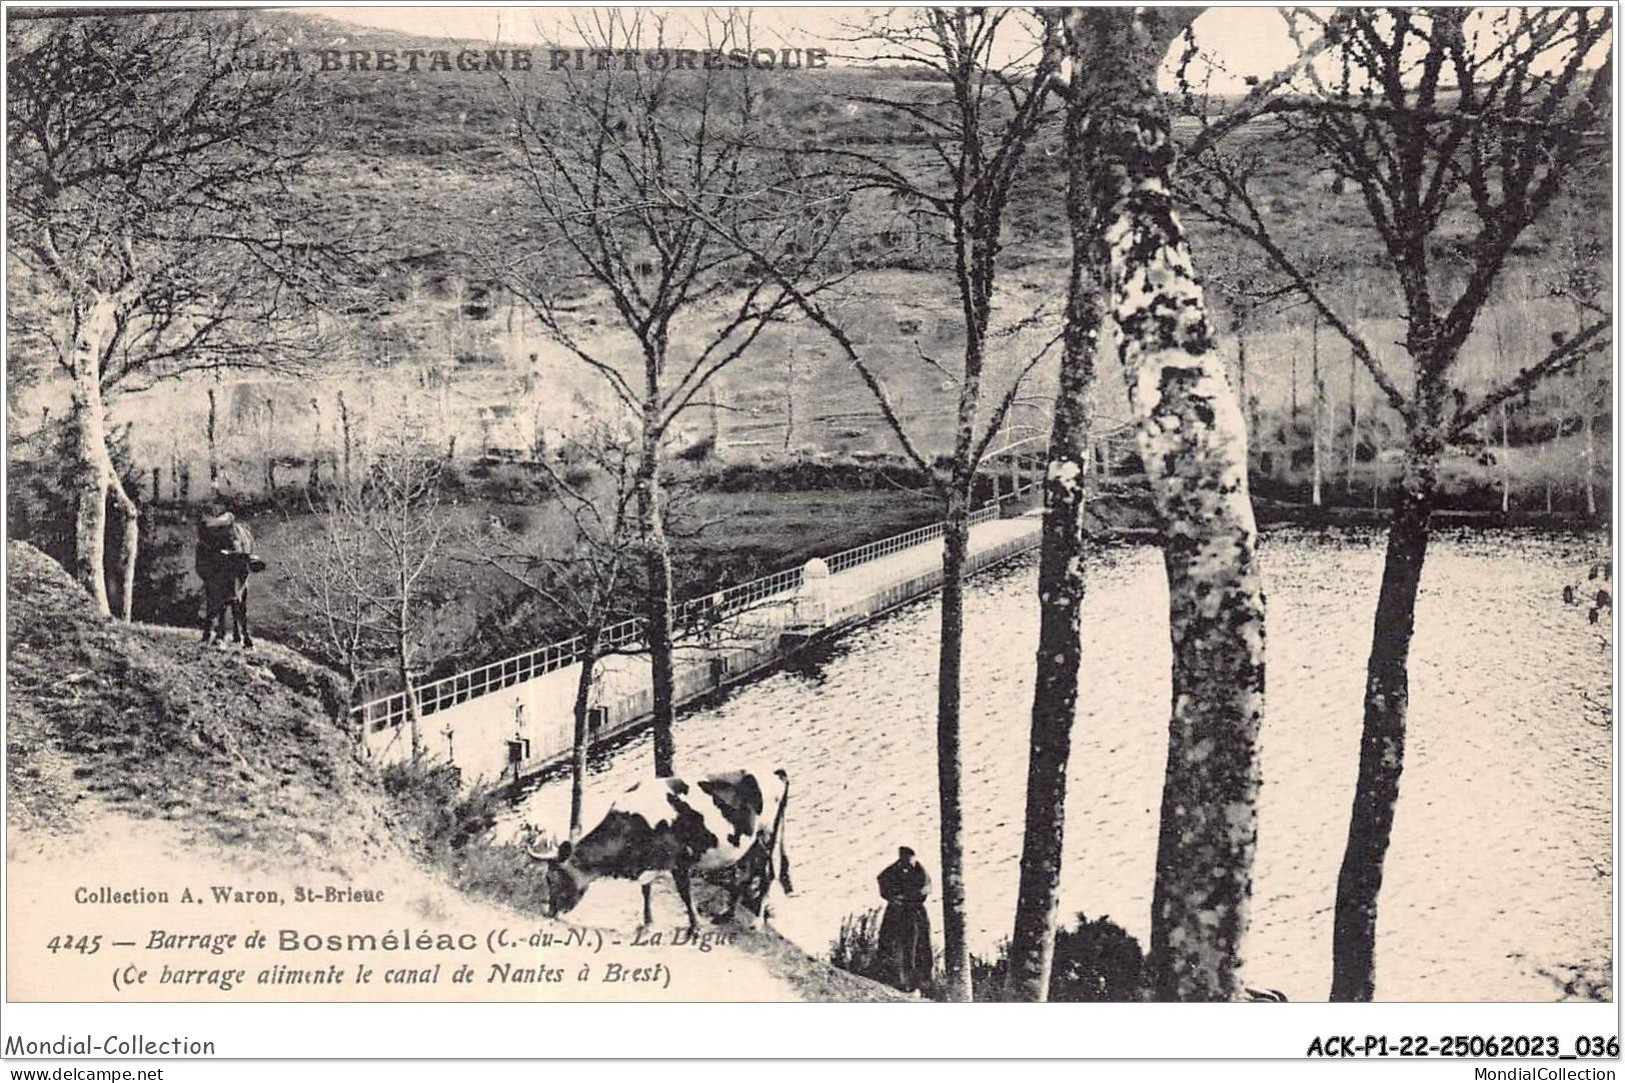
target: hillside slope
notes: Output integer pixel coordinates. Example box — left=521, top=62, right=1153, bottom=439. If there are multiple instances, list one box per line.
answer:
left=6, top=541, right=381, bottom=866
left=4, top=542, right=902, bottom=1004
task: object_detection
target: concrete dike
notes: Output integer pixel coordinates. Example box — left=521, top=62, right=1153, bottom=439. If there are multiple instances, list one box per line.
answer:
left=355, top=496, right=1045, bottom=786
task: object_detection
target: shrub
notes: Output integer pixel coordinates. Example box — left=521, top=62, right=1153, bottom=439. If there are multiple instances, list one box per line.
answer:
left=828, top=906, right=946, bottom=997
left=828, top=907, right=884, bottom=978
left=8, top=421, right=202, bottom=627
left=970, top=913, right=1145, bottom=1002
left=380, top=759, right=553, bottom=915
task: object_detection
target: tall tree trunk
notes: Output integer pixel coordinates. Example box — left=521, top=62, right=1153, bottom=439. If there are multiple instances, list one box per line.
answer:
left=337, top=390, right=353, bottom=488
left=1006, top=66, right=1100, bottom=997
left=108, top=466, right=138, bottom=622
left=207, top=385, right=220, bottom=496
left=309, top=398, right=323, bottom=491
left=1580, top=352, right=1595, bottom=519
left=935, top=488, right=972, bottom=1002
left=1237, top=331, right=1252, bottom=472
left=570, top=630, right=602, bottom=842
left=783, top=349, right=796, bottom=451
left=1311, top=315, right=1324, bottom=507
left=1075, top=7, right=1267, bottom=1001
left=1491, top=318, right=1508, bottom=514
left=1290, top=348, right=1300, bottom=419
left=638, top=452, right=677, bottom=777
left=1347, top=350, right=1359, bottom=499
left=263, top=397, right=277, bottom=496
left=69, top=296, right=117, bottom=616
left=1330, top=423, right=1440, bottom=1001
left=397, top=596, right=422, bottom=760
left=1500, top=402, right=1511, bottom=514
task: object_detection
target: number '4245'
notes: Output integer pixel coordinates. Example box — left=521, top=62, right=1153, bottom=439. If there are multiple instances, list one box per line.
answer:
left=45, top=934, right=101, bottom=955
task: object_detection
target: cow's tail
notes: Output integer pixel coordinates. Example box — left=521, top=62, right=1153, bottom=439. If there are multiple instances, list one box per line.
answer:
left=769, top=768, right=792, bottom=896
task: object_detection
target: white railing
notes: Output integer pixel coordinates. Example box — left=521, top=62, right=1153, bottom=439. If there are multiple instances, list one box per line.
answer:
left=351, top=477, right=1045, bottom=735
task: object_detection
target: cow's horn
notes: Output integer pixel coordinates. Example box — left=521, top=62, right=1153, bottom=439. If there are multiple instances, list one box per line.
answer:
left=525, top=843, right=551, bottom=862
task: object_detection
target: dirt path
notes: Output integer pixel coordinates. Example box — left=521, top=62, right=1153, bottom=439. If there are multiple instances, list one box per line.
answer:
left=7, top=812, right=832, bottom=1002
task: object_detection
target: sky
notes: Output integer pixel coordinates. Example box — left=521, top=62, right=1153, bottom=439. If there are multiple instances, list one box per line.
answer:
left=297, top=5, right=1312, bottom=91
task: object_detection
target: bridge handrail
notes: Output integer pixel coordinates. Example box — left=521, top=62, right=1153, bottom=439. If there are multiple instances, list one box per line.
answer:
left=351, top=477, right=1044, bottom=733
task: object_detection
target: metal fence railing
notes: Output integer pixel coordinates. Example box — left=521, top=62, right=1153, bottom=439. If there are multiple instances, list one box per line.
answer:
left=352, top=478, right=1045, bottom=736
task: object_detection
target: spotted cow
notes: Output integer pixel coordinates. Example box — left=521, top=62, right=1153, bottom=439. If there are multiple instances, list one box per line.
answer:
left=530, top=768, right=791, bottom=930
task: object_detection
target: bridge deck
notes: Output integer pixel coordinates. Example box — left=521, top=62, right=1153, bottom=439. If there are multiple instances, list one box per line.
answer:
left=364, top=506, right=1045, bottom=783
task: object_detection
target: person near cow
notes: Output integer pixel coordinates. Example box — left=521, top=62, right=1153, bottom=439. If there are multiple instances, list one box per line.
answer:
left=195, top=508, right=265, bottom=647
left=875, top=845, right=934, bottom=994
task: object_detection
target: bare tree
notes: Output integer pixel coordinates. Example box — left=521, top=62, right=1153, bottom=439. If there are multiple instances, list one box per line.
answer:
left=497, top=9, right=833, bottom=777
left=1187, top=6, right=1612, bottom=1000
left=282, top=429, right=456, bottom=759
left=1004, top=11, right=1097, bottom=1001
left=1551, top=203, right=1608, bottom=520
left=462, top=425, right=643, bottom=839
left=1204, top=247, right=1288, bottom=468
left=6, top=11, right=341, bottom=617
left=1062, top=6, right=1270, bottom=1001
left=694, top=8, right=1064, bottom=1001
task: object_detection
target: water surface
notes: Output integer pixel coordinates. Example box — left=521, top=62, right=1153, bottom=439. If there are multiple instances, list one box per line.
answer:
left=513, top=528, right=1612, bottom=1001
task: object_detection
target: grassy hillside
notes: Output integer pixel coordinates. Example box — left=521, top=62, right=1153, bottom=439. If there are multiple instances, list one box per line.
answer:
left=63, top=10, right=1601, bottom=490
left=6, top=541, right=379, bottom=864
left=10, top=10, right=1607, bottom=493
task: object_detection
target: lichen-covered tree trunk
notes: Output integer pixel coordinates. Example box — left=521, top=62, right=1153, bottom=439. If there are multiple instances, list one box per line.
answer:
left=936, top=493, right=972, bottom=1002
left=1331, top=421, right=1440, bottom=1001
left=1074, top=8, right=1267, bottom=1001
left=1005, top=52, right=1100, bottom=1000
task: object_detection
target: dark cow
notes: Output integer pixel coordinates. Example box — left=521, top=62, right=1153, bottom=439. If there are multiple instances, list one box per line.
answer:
left=531, top=768, right=791, bottom=930
left=195, top=513, right=266, bottom=648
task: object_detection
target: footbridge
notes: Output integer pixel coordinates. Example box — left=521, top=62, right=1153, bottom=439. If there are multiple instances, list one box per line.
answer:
left=354, top=447, right=1054, bottom=786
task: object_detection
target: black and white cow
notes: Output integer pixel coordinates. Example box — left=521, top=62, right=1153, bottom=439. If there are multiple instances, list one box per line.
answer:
left=530, top=768, right=791, bottom=930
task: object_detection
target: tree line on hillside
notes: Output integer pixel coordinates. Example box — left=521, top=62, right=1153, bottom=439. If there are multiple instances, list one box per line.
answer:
left=6, top=5, right=1612, bottom=1003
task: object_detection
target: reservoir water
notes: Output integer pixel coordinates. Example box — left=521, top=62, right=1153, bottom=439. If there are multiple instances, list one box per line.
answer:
left=510, top=528, right=1612, bottom=1001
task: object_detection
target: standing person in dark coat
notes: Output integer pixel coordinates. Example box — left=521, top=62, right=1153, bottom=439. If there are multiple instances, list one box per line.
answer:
left=875, top=846, right=933, bottom=994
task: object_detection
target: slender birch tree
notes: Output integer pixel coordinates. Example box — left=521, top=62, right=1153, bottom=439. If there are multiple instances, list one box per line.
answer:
left=462, top=426, right=643, bottom=839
